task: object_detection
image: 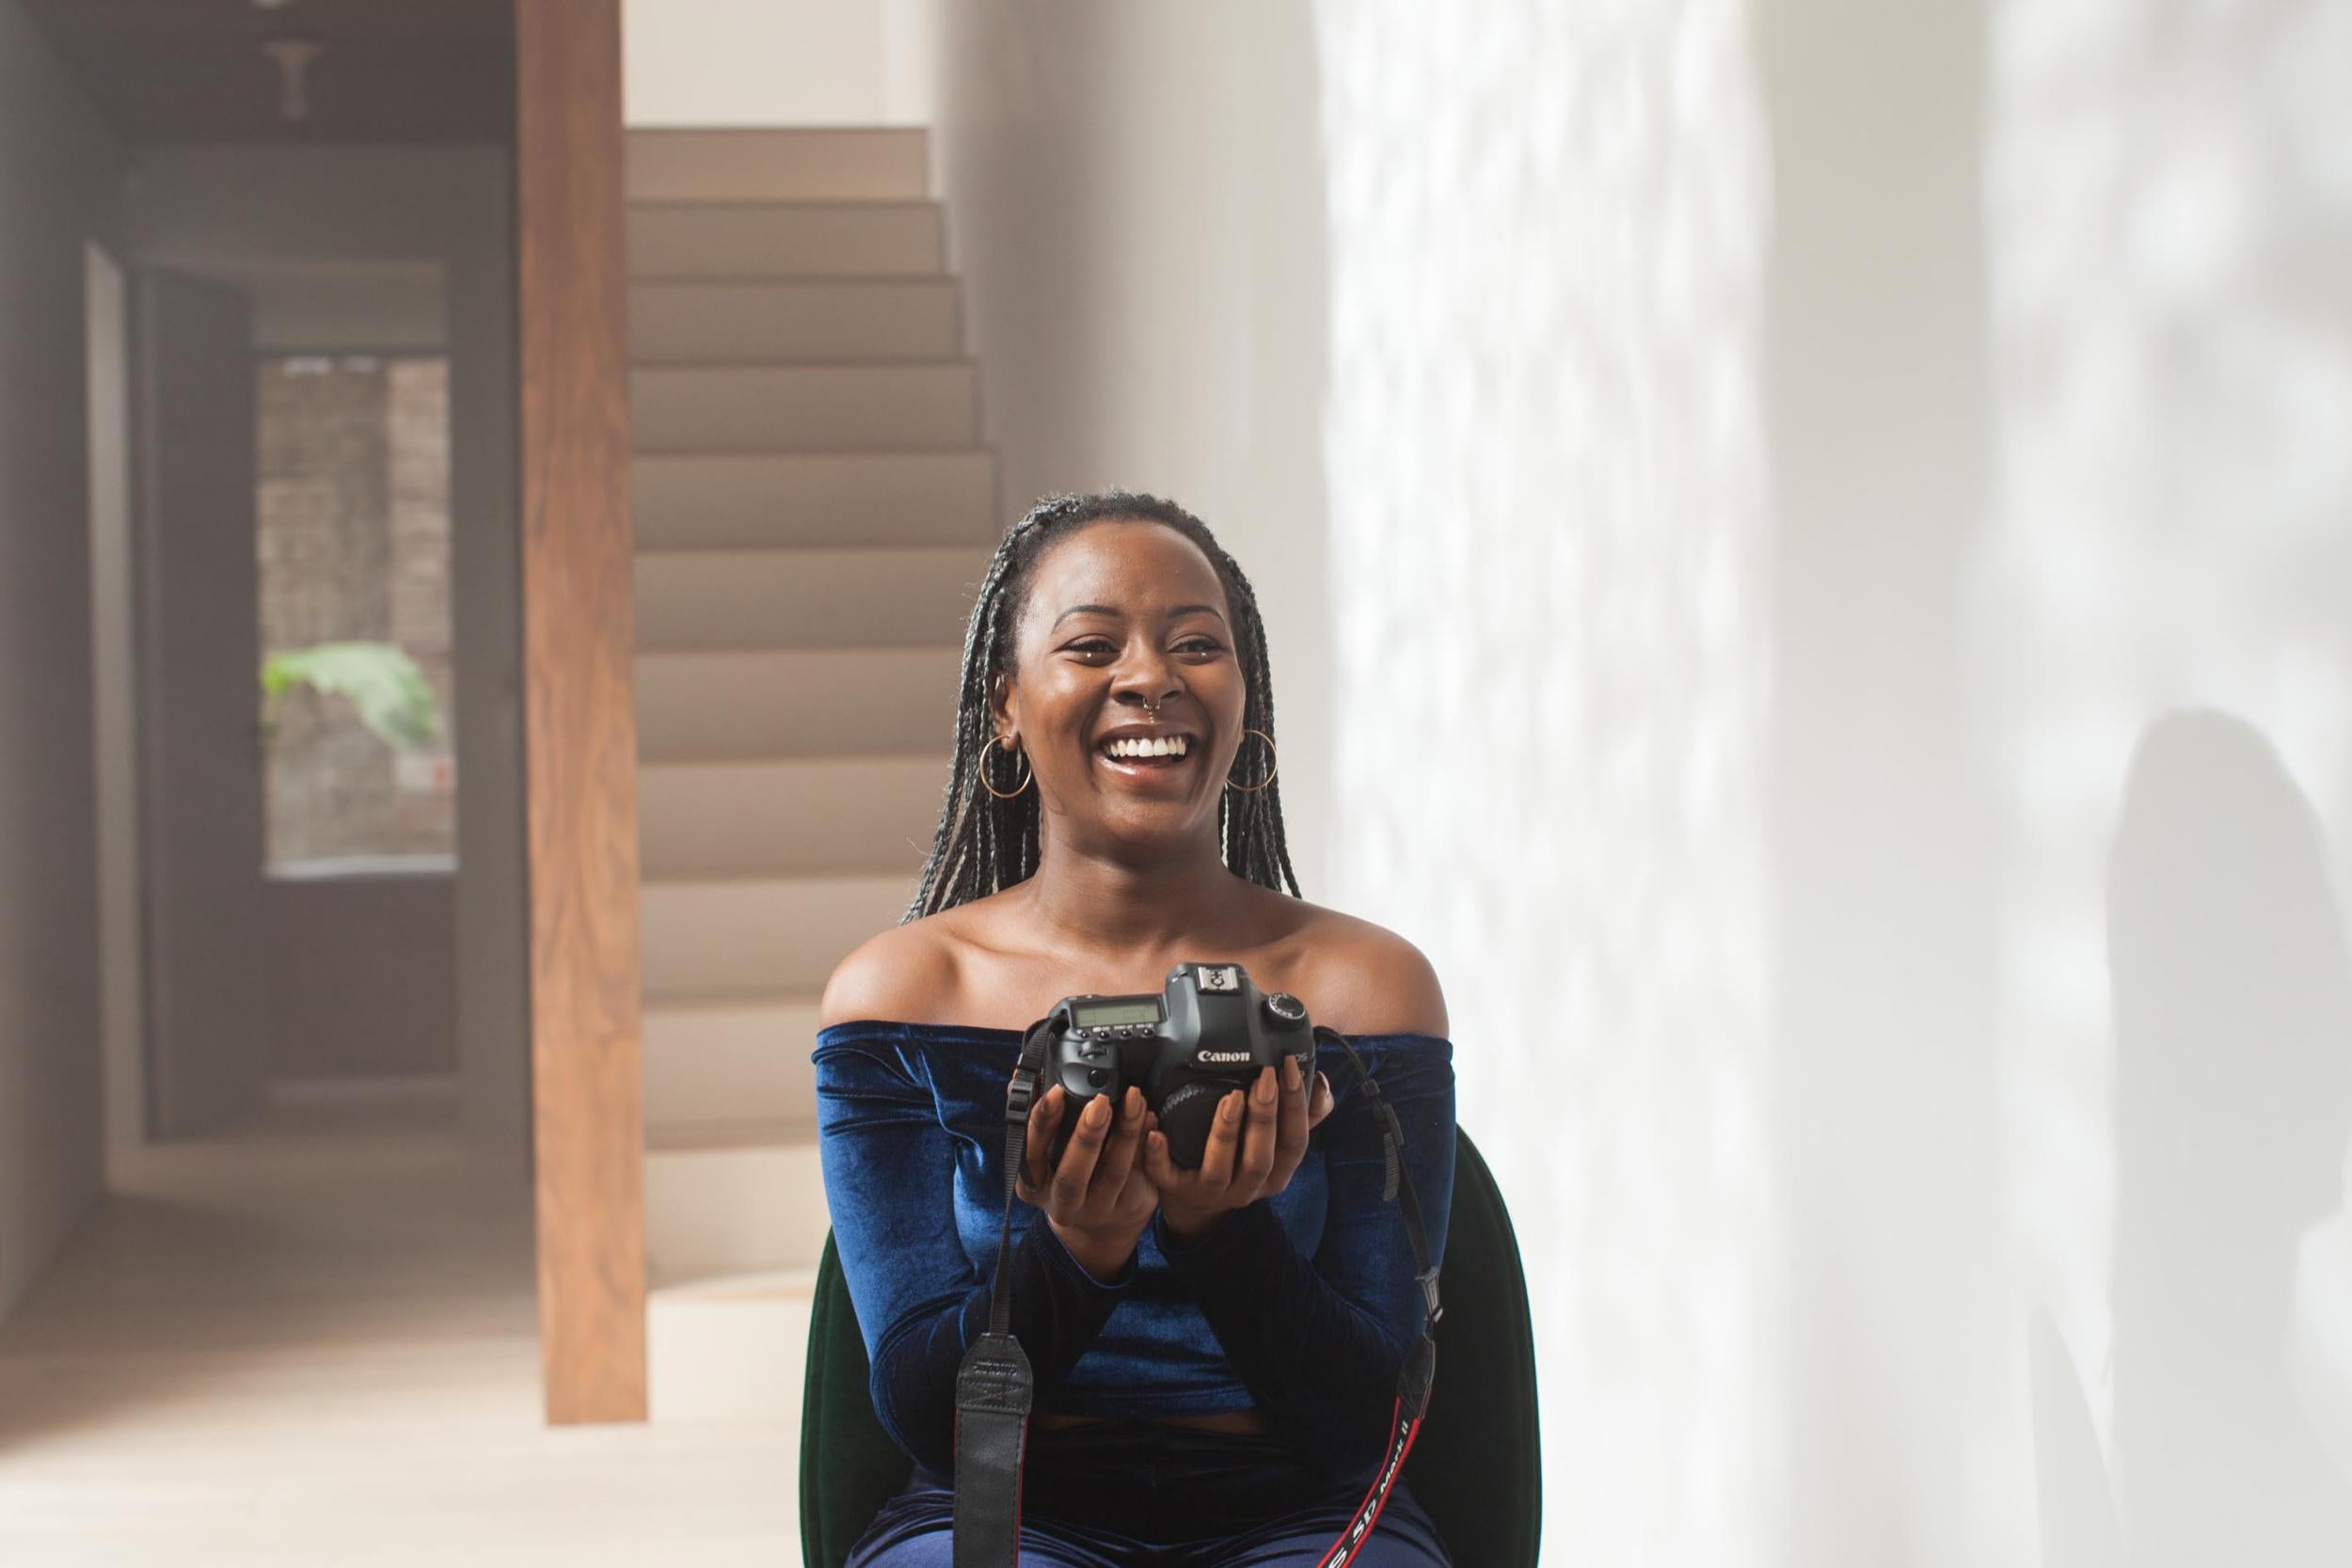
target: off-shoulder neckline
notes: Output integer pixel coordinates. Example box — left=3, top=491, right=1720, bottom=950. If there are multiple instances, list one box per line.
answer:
left=816, top=1017, right=1452, bottom=1047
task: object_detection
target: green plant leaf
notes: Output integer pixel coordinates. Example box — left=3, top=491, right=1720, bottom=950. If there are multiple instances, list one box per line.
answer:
left=260, top=641, right=443, bottom=752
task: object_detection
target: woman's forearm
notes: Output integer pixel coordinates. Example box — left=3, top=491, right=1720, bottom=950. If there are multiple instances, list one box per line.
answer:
left=868, top=1218, right=1134, bottom=1469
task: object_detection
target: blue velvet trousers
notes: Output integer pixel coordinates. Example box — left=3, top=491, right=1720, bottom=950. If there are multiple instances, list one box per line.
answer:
left=842, top=1417, right=1452, bottom=1567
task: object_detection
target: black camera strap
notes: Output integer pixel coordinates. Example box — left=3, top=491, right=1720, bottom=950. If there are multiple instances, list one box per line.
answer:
left=950, top=1021, right=1052, bottom=1568
left=952, top=1020, right=1441, bottom=1568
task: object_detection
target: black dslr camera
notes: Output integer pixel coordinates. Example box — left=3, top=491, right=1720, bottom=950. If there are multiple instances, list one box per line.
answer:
left=1041, top=961, right=1315, bottom=1169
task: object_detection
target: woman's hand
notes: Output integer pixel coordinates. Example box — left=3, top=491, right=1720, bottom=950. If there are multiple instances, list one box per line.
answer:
left=1145, top=1054, right=1336, bottom=1245
left=1014, top=1083, right=1157, bottom=1282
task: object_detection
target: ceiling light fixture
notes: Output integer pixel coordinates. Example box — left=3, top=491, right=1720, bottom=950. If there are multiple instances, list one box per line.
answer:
left=260, top=40, right=324, bottom=123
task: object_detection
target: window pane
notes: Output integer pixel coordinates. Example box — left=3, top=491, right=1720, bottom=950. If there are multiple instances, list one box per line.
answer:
left=256, top=355, right=455, bottom=872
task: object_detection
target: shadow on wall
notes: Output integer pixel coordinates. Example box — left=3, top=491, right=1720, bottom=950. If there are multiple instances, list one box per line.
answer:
left=2075, top=710, right=2352, bottom=1565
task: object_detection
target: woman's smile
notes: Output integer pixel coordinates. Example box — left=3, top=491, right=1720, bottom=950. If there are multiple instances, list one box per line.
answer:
left=1093, top=725, right=1199, bottom=787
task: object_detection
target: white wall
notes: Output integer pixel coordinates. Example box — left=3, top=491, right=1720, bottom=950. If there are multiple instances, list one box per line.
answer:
left=243, top=261, right=446, bottom=352
left=1314, top=5, right=1775, bottom=1560
left=0, top=0, right=122, bottom=1323
left=925, top=0, right=1338, bottom=897
left=1977, top=1, right=2352, bottom=1560
left=914, top=1, right=2352, bottom=1564
left=1757, top=3, right=2010, bottom=1559
left=623, top=0, right=931, bottom=126
left=612, top=0, right=2352, bottom=1555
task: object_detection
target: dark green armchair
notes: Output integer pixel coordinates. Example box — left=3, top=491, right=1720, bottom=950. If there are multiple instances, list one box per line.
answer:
left=799, top=1129, right=1541, bottom=1567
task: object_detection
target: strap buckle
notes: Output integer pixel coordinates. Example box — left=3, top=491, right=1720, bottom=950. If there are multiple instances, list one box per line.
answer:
left=1005, top=1072, right=1036, bottom=1125
left=1416, top=1266, right=1443, bottom=1327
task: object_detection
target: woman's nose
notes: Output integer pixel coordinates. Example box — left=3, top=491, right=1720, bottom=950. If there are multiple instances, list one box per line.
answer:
left=1111, top=647, right=1183, bottom=707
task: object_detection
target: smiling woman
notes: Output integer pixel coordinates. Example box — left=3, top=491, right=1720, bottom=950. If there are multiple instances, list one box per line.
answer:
left=813, top=490, right=1456, bottom=1565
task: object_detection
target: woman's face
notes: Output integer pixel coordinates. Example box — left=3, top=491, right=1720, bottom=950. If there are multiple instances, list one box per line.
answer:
left=992, top=519, right=1248, bottom=849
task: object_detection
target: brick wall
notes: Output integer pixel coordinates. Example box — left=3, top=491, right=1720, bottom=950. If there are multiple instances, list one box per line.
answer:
left=257, top=356, right=455, bottom=866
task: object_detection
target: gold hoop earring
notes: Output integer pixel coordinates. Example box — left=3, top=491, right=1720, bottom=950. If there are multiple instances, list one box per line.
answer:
left=1224, top=728, right=1278, bottom=792
left=978, top=736, right=1032, bottom=800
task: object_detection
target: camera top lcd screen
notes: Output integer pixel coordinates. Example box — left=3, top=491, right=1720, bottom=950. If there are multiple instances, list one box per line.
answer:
left=1073, top=1000, right=1163, bottom=1028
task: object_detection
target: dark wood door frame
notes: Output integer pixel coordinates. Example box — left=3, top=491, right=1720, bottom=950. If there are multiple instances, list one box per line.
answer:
left=514, top=0, right=644, bottom=1424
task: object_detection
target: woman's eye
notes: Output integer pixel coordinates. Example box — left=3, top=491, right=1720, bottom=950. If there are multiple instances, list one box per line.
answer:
left=1061, top=637, right=1222, bottom=658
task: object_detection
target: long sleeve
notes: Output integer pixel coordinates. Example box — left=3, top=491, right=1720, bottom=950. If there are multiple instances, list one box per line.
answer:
left=814, top=1035, right=1134, bottom=1471
left=1152, top=1039, right=1456, bottom=1480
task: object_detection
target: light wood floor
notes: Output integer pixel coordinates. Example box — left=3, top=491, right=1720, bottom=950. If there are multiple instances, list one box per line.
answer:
left=0, top=1083, right=798, bottom=1567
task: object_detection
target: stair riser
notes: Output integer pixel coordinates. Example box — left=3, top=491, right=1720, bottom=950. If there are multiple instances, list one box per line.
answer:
left=641, top=875, right=914, bottom=997
left=635, top=646, right=960, bottom=761
left=645, top=1140, right=830, bottom=1275
left=639, top=756, right=949, bottom=880
left=629, top=202, right=946, bottom=278
left=630, top=281, right=961, bottom=363
left=635, top=548, right=984, bottom=652
left=648, top=1288, right=813, bottom=1424
left=632, top=364, right=977, bottom=451
left=644, top=998, right=825, bottom=1128
left=634, top=451, right=1001, bottom=550
left=628, top=129, right=929, bottom=203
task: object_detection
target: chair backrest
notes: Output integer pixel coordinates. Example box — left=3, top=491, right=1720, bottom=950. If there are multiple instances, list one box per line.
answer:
left=798, top=1238, right=911, bottom=1568
left=799, top=1128, right=1542, bottom=1568
left=1402, top=1130, right=1543, bottom=1566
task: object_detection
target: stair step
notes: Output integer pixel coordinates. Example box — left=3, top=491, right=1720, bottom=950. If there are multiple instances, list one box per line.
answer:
left=631, top=362, right=977, bottom=451
left=635, top=546, right=984, bottom=651
left=639, top=754, right=946, bottom=879
left=629, top=200, right=946, bottom=278
left=641, top=873, right=914, bottom=997
left=644, top=992, right=826, bottom=1129
left=634, top=451, right=1000, bottom=550
left=630, top=278, right=961, bottom=363
left=627, top=128, right=928, bottom=203
left=644, top=1124, right=830, bottom=1275
left=635, top=644, right=960, bottom=761
left=647, top=1267, right=817, bottom=1424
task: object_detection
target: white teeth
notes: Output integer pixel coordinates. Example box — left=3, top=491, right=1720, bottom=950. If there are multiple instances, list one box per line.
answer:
left=1104, top=735, right=1187, bottom=759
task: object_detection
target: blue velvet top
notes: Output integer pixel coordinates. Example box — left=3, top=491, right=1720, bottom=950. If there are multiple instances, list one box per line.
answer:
left=812, top=1020, right=1456, bottom=1478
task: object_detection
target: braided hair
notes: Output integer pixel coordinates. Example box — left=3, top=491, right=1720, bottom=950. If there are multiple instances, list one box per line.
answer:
left=903, top=490, right=1301, bottom=923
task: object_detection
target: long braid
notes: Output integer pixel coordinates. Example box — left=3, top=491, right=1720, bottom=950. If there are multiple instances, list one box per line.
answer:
left=902, top=491, right=1301, bottom=924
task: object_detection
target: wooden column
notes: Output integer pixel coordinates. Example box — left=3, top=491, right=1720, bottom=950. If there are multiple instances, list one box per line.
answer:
left=515, top=0, right=645, bottom=1424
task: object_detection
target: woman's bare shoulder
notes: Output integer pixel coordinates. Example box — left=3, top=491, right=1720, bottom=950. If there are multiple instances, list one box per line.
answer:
left=818, top=911, right=968, bottom=1030
left=1262, top=895, right=1451, bottom=1038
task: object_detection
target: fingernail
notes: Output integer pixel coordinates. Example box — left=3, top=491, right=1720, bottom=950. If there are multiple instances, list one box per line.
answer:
left=1086, top=1096, right=1109, bottom=1126
left=1282, top=1056, right=1299, bottom=1089
left=1254, top=1069, right=1276, bottom=1106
